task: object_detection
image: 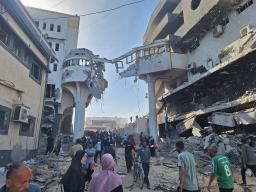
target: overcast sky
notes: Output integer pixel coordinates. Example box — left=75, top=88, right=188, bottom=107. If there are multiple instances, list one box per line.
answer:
left=21, top=0, right=158, bottom=118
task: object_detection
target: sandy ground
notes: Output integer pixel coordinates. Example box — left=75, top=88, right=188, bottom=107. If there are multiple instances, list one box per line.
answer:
left=109, top=148, right=256, bottom=192
left=2, top=147, right=255, bottom=192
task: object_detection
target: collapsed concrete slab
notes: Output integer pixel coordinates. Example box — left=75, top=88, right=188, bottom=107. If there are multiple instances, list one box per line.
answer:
left=176, top=117, right=202, bottom=137
left=208, top=112, right=236, bottom=127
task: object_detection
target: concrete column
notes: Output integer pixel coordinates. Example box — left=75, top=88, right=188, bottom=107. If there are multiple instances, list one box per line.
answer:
left=147, top=74, right=158, bottom=143
left=73, top=83, right=89, bottom=142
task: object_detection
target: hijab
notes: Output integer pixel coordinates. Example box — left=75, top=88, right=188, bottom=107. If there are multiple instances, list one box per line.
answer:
left=88, top=154, right=122, bottom=192
left=60, top=150, right=86, bottom=192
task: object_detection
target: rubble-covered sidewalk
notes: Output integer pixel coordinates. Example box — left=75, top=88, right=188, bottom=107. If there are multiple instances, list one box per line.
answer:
left=1, top=137, right=255, bottom=192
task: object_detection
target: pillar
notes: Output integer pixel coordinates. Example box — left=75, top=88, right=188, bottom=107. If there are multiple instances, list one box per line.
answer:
left=73, top=83, right=88, bottom=142
left=147, top=74, right=158, bottom=143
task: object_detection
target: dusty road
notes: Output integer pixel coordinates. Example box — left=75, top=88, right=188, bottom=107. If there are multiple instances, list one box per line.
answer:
left=31, top=147, right=256, bottom=192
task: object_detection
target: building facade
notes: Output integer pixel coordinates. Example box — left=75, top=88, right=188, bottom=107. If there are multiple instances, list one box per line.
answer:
left=0, top=0, right=55, bottom=166
left=85, top=117, right=129, bottom=132
left=26, top=7, right=80, bottom=140
left=113, top=0, right=256, bottom=140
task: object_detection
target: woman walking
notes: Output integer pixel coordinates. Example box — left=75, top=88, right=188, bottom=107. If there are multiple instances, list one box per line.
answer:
left=60, top=150, right=87, bottom=192
left=88, top=153, right=123, bottom=192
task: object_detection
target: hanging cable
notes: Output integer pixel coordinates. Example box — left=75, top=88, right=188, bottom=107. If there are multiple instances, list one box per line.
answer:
left=50, top=0, right=67, bottom=9
left=35, top=0, right=146, bottom=20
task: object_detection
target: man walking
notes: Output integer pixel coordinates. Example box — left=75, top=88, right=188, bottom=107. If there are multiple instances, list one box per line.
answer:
left=94, top=140, right=102, bottom=163
left=207, top=145, right=234, bottom=192
left=125, top=138, right=136, bottom=173
left=137, top=141, right=151, bottom=189
left=176, top=141, right=199, bottom=192
left=240, top=138, right=256, bottom=186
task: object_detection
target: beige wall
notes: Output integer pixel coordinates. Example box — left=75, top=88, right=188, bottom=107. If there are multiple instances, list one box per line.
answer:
left=0, top=13, right=48, bottom=152
left=2, top=12, right=48, bottom=66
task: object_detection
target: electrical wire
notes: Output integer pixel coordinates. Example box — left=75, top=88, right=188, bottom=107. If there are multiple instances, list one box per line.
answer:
left=50, top=0, right=67, bottom=9
left=36, top=0, right=146, bottom=20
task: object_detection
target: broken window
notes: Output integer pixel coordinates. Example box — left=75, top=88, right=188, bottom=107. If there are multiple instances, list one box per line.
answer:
left=43, top=22, right=47, bottom=30
left=34, top=21, right=39, bottom=27
left=50, top=24, right=54, bottom=31
left=20, top=116, right=36, bottom=137
left=55, top=43, right=59, bottom=51
left=191, top=0, right=201, bottom=10
left=46, top=84, right=56, bottom=98
left=53, top=63, right=58, bottom=71
left=57, top=25, right=61, bottom=32
left=31, top=60, right=41, bottom=83
left=0, top=105, right=11, bottom=135
left=0, top=23, right=8, bottom=45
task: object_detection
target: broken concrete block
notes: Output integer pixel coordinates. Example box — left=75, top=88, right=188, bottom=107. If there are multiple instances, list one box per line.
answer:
left=208, top=112, right=236, bottom=127
left=176, top=117, right=202, bottom=137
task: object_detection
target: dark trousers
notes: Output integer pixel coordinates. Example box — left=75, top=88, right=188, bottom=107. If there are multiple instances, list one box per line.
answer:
left=85, top=168, right=94, bottom=183
left=142, top=163, right=150, bottom=186
left=126, top=159, right=133, bottom=172
left=241, top=164, right=256, bottom=184
left=219, top=188, right=233, bottom=192
left=94, top=150, right=102, bottom=163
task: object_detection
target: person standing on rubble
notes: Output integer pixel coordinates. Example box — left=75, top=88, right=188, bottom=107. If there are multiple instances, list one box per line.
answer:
left=46, top=134, right=54, bottom=154
left=176, top=141, right=200, bottom=192
left=207, top=145, right=234, bottom=192
left=125, top=138, right=136, bottom=173
left=94, top=139, right=102, bottom=163
left=137, top=141, right=151, bottom=189
left=84, top=142, right=96, bottom=182
left=0, top=163, right=41, bottom=192
left=240, top=138, right=256, bottom=186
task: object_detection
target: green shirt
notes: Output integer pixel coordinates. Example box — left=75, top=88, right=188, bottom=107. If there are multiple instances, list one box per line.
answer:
left=212, top=155, right=234, bottom=189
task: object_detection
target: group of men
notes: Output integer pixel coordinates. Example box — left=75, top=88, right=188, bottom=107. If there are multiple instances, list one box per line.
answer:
left=176, top=139, right=256, bottom=192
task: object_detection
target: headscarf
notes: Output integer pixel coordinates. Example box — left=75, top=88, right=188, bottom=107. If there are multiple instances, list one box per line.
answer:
left=88, top=154, right=122, bottom=192
left=61, top=150, right=86, bottom=192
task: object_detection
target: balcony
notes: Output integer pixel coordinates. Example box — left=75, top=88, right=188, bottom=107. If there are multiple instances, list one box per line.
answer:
left=61, top=48, right=108, bottom=99
left=144, top=0, right=180, bottom=44
left=113, top=40, right=187, bottom=79
left=62, top=64, right=91, bottom=85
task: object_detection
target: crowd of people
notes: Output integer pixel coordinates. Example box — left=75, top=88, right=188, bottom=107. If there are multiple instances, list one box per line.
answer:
left=1, top=133, right=256, bottom=192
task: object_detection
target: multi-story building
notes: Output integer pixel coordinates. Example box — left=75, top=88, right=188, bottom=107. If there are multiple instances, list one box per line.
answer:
left=27, top=8, right=109, bottom=143
left=0, top=0, right=55, bottom=165
left=114, top=0, right=256, bottom=141
left=26, top=7, right=80, bottom=139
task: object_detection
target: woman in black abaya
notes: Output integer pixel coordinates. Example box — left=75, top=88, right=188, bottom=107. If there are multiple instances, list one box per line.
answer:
left=60, top=150, right=87, bottom=192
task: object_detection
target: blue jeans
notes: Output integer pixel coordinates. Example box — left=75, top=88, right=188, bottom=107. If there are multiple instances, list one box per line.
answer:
left=142, top=163, right=150, bottom=186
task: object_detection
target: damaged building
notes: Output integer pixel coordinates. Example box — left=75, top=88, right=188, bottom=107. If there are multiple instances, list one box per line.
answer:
left=113, top=0, right=256, bottom=139
left=0, top=1, right=55, bottom=166
left=27, top=8, right=109, bottom=148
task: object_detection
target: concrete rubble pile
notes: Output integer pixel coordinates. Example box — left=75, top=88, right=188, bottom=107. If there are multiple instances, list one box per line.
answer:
left=23, top=155, right=71, bottom=191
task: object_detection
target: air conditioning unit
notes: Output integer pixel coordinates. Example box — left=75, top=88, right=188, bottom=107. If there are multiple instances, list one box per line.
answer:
left=240, top=25, right=254, bottom=38
left=13, top=105, right=30, bottom=124
left=213, top=25, right=224, bottom=38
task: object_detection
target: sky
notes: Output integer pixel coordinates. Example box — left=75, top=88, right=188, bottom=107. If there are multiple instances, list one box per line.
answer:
left=21, top=0, right=159, bottom=119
